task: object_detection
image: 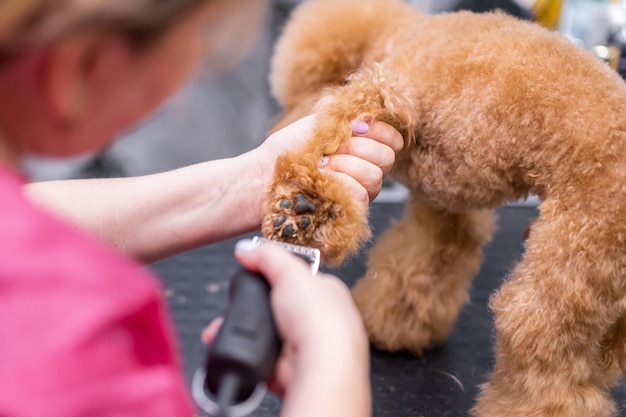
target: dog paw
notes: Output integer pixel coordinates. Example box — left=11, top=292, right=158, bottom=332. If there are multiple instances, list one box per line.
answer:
left=352, top=270, right=458, bottom=354
left=269, top=191, right=323, bottom=242
left=472, top=379, right=616, bottom=417
left=261, top=155, right=371, bottom=266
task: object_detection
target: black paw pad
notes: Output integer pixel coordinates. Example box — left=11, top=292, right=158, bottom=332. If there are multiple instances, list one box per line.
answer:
left=273, top=215, right=286, bottom=227
left=272, top=193, right=318, bottom=241
left=300, top=216, right=311, bottom=230
left=281, top=224, right=295, bottom=238
left=294, top=193, right=316, bottom=215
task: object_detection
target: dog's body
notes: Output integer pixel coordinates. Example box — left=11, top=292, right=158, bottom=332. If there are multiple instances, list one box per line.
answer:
left=261, top=0, right=626, bottom=415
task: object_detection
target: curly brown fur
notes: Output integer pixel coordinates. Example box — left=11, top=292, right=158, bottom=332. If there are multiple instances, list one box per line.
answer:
left=263, top=0, right=626, bottom=416
left=352, top=198, right=495, bottom=352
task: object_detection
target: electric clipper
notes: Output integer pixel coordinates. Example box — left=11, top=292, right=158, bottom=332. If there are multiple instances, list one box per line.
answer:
left=192, top=237, right=321, bottom=417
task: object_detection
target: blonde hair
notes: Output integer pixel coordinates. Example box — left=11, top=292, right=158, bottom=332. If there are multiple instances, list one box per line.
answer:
left=0, top=0, right=210, bottom=54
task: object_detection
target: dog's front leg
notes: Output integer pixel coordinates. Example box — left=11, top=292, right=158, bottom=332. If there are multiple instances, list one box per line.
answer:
left=261, top=65, right=415, bottom=266
left=353, top=195, right=495, bottom=352
left=261, top=96, right=371, bottom=266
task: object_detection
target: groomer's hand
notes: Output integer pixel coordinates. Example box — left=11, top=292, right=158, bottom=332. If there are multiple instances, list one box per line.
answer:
left=202, top=240, right=371, bottom=417
left=257, top=115, right=403, bottom=204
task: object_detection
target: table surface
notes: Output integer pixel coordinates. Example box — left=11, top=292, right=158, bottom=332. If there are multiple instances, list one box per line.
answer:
left=152, top=203, right=626, bottom=417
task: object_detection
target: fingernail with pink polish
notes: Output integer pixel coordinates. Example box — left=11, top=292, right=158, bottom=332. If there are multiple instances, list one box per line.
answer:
left=351, top=120, right=369, bottom=135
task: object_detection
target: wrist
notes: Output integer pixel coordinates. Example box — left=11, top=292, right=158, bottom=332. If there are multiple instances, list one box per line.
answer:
left=136, top=151, right=272, bottom=259
left=240, top=146, right=276, bottom=226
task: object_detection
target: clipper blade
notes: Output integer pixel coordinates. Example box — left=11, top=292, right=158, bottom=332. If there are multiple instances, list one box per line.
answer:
left=251, top=236, right=321, bottom=274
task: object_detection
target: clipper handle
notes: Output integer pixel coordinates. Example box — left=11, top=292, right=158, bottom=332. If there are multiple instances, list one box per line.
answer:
left=203, top=267, right=282, bottom=404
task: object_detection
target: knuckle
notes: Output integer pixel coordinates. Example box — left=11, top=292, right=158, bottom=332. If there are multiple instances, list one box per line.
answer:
left=381, top=146, right=396, bottom=169
left=393, top=126, right=404, bottom=146
left=355, top=184, right=369, bottom=206
left=379, top=123, right=404, bottom=152
left=368, top=166, right=384, bottom=187
left=373, top=123, right=402, bottom=151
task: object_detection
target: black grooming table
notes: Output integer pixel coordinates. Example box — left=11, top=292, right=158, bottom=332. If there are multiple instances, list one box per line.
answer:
left=152, top=203, right=626, bottom=416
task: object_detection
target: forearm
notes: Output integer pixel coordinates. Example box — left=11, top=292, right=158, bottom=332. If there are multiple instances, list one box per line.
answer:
left=23, top=115, right=400, bottom=264
left=24, top=150, right=270, bottom=263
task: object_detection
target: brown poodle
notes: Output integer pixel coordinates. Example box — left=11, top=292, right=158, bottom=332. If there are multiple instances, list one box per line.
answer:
left=259, top=0, right=626, bottom=416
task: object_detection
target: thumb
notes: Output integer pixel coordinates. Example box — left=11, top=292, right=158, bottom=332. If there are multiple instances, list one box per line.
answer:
left=233, top=239, right=314, bottom=287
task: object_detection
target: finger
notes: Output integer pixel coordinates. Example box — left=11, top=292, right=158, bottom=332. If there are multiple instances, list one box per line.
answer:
left=233, top=240, right=314, bottom=287
left=201, top=317, right=224, bottom=344
left=333, top=137, right=396, bottom=177
left=352, top=120, right=404, bottom=152
left=324, top=154, right=383, bottom=202
left=266, top=376, right=285, bottom=398
left=323, top=169, right=372, bottom=204
left=266, top=354, right=291, bottom=397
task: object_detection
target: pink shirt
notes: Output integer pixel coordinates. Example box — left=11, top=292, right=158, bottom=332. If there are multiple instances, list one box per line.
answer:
left=0, top=165, right=196, bottom=417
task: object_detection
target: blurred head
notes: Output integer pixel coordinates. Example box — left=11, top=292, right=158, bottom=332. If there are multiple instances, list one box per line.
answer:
left=0, top=0, right=267, bottom=160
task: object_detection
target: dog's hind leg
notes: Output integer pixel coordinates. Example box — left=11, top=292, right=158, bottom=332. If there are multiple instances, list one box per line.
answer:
left=352, top=194, right=495, bottom=353
left=473, top=207, right=626, bottom=417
